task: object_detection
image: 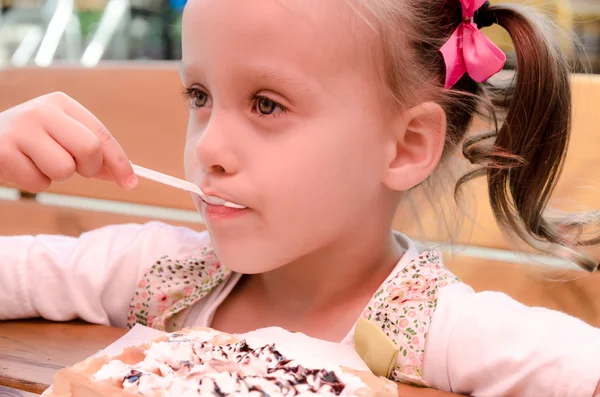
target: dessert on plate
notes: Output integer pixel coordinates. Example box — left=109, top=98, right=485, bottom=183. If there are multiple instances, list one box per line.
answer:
left=49, top=327, right=397, bottom=397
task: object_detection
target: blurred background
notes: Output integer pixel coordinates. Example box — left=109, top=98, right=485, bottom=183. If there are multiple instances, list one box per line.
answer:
left=0, top=0, right=599, bottom=71
left=0, top=0, right=187, bottom=68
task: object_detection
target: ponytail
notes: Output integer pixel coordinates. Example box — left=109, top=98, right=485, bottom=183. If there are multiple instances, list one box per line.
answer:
left=349, top=0, right=599, bottom=270
left=462, top=4, right=600, bottom=271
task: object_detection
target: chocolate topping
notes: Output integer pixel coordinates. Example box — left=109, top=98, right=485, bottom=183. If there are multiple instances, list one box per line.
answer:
left=124, top=370, right=143, bottom=383
left=107, top=332, right=351, bottom=396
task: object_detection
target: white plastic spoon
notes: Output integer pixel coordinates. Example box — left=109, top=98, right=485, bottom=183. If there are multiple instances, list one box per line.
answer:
left=131, top=164, right=246, bottom=209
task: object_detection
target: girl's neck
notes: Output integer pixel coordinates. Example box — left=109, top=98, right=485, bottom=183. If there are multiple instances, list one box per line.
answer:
left=245, top=226, right=405, bottom=314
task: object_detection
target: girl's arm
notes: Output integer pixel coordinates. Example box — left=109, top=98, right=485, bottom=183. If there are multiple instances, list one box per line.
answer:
left=424, top=283, right=600, bottom=396
left=0, top=221, right=208, bottom=328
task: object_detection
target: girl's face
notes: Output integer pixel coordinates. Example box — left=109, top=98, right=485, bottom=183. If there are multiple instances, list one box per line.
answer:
left=182, top=0, right=398, bottom=273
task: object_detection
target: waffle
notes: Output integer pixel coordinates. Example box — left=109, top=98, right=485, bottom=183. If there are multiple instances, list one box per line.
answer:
left=49, top=327, right=397, bottom=397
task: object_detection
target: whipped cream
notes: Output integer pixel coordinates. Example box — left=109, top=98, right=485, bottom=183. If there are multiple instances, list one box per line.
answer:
left=93, top=331, right=367, bottom=396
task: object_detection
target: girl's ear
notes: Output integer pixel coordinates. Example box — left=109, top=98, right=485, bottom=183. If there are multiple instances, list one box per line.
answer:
left=382, top=101, right=447, bottom=191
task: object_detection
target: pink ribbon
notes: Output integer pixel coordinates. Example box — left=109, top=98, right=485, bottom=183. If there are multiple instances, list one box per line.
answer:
left=440, top=0, right=506, bottom=88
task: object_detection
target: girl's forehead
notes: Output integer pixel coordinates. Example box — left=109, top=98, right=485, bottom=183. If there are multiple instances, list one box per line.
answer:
left=183, top=0, right=350, bottom=32
left=180, top=0, right=380, bottom=86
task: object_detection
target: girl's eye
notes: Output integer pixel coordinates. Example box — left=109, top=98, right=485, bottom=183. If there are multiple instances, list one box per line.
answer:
left=192, top=90, right=208, bottom=107
left=252, top=95, right=287, bottom=116
left=183, top=88, right=210, bottom=108
left=257, top=97, right=276, bottom=115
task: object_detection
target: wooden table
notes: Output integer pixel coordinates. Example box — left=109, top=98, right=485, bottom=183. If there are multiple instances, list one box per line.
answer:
left=0, top=386, right=39, bottom=397
left=0, top=320, right=126, bottom=395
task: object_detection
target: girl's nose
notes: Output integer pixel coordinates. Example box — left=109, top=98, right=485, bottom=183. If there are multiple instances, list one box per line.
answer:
left=195, top=117, right=239, bottom=175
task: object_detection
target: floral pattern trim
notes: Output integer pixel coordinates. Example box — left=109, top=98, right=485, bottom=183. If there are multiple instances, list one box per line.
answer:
left=360, top=250, right=461, bottom=387
left=127, top=243, right=231, bottom=332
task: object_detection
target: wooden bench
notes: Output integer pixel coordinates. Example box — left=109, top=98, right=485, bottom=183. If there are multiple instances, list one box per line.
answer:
left=1, top=64, right=600, bottom=327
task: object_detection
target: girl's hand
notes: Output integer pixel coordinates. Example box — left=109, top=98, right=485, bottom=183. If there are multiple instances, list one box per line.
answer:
left=0, top=92, right=137, bottom=193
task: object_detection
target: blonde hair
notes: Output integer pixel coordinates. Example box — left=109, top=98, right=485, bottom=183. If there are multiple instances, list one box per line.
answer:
left=350, top=0, right=600, bottom=272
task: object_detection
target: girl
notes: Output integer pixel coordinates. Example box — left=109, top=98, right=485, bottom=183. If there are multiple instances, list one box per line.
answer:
left=1, top=0, right=599, bottom=395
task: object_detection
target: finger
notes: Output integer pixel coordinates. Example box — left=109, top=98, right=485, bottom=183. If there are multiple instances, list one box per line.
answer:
left=50, top=93, right=137, bottom=189
left=17, top=130, right=76, bottom=182
left=93, top=166, right=115, bottom=181
left=1, top=151, right=51, bottom=193
left=94, top=125, right=138, bottom=189
left=44, top=112, right=104, bottom=179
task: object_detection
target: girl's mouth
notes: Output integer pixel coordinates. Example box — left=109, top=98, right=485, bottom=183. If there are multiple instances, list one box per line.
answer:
left=201, top=194, right=246, bottom=209
left=203, top=203, right=249, bottom=219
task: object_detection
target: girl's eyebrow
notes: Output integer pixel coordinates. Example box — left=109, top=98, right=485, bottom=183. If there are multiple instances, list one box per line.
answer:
left=180, top=63, right=194, bottom=80
left=255, top=67, right=301, bottom=86
left=180, top=63, right=209, bottom=83
left=252, top=66, right=316, bottom=97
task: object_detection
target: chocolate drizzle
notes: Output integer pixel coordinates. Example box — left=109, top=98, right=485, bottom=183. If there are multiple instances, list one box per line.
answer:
left=117, top=333, right=349, bottom=396
left=321, top=370, right=345, bottom=395
left=238, top=340, right=251, bottom=353
left=124, top=370, right=143, bottom=383
left=248, top=385, right=270, bottom=397
left=213, top=382, right=226, bottom=397
left=268, top=345, right=290, bottom=365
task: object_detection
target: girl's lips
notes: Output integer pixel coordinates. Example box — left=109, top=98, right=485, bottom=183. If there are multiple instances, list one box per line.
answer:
left=201, top=195, right=246, bottom=209
left=203, top=203, right=249, bottom=219
left=199, top=188, right=245, bottom=209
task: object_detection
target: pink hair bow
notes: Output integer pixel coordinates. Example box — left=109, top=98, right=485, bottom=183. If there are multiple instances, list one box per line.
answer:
left=440, top=0, right=506, bottom=88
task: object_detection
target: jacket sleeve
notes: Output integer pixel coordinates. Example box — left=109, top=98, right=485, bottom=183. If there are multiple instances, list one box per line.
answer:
left=423, top=283, right=600, bottom=396
left=0, top=221, right=209, bottom=328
